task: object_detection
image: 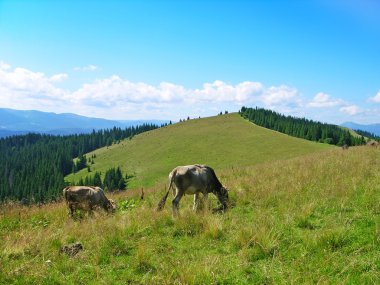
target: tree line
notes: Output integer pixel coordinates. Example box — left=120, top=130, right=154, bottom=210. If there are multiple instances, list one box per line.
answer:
left=0, top=124, right=159, bottom=204
left=239, top=107, right=365, bottom=146
left=353, top=129, right=380, bottom=141
left=75, top=167, right=130, bottom=192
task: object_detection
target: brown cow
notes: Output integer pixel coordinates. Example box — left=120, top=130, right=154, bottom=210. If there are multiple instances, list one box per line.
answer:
left=157, top=164, right=229, bottom=216
left=367, top=140, right=379, bottom=147
left=63, top=186, right=116, bottom=217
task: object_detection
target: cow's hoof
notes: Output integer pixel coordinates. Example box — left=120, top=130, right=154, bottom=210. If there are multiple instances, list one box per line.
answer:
left=212, top=206, right=227, bottom=214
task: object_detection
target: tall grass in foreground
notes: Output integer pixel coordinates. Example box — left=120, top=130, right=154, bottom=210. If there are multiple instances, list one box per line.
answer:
left=0, top=147, right=379, bottom=284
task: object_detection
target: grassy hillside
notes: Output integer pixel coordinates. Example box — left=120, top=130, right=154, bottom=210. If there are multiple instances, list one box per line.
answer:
left=66, top=113, right=333, bottom=188
left=1, top=146, right=379, bottom=284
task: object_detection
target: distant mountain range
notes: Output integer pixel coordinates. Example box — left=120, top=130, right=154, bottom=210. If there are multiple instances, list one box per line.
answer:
left=2, top=108, right=379, bottom=139
left=0, top=108, right=169, bottom=138
left=341, top=122, right=380, bottom=137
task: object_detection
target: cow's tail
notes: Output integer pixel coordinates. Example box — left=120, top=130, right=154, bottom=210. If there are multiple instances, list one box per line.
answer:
left=62, top=186, right=70, bottom=203
left=156, top=189, right=170, bottom=212
left=156, top=170, right=176, bottom=211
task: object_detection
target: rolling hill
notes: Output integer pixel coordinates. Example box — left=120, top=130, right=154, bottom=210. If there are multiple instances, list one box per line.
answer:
left=66, top=113, right=334, bottom=188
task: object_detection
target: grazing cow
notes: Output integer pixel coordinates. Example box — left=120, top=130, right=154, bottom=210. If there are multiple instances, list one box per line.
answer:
left=367, top=140, right=379, bottom=147
left=342, top=144, right=349, bottom=150
left=63, top=186, right=116, bottom=217
left=157, top=164, right=229, bottom=216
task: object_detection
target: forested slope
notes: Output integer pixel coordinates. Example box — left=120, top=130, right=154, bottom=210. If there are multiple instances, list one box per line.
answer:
left=240, top=107, right=365, bottom=146
left=0, top=124, right=159, bottom=203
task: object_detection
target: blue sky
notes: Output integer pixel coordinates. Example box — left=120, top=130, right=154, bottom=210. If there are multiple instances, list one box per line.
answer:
left=0, top=0, right=380, bottom=123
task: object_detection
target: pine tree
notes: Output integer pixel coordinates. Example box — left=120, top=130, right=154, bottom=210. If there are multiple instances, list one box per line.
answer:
left=118, top=178, right=126, bottom=190
left=93, top=172, right=102, bottom=187
left=78, top=177, right=84, bottom=186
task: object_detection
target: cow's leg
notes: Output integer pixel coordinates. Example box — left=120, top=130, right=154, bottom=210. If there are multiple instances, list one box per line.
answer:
left=172, top=189, right=183, bottom=217
left=193, top=193, right=200, bottom=212
left=88, top=204, right=94, bottom=217
left=68, top=203, right=75, bottom=218
left=201, top=192, right=209, bottom=211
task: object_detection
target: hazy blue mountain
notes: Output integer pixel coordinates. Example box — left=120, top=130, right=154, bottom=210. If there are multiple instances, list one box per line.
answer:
left=0, top=130, right=29, bottom=138
left=341, top=122, right=380, bottom=136
left=0, top=108, right=169, bottom=138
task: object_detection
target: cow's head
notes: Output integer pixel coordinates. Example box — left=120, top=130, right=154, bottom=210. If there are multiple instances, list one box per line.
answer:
left=106, top=199, right=116, bottom=213
left=214, top=186, right=229, bottom=212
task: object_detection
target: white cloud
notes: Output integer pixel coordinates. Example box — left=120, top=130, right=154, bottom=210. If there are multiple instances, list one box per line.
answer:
left=307, top=92, right=365, bottom=119
left=191, top=80, right=263, bottom=103
left=339, top=105, right=361, bottom=115
left=261, top=85, right=300, bottom=106
left=369, top=90, right=380, bottom=103
left=308, top=92, right=343, bottom=107
left=70, top=76, right=187, bottom=107
left=70, top=78, right=264, bottom=106
left=2, top=60, right=376, bottom=122
left=74, top=65, right=98, bottom=72
left=50, top=73, right=68, bottom=82
left=0, top=67, right=67, bottom=97
left=0, top=61, right=11, bottom=70
left=0, top=62, right=304, bottom=119
left=66, top=78, right=304, bottom=119
left=0, top=62, right=69, bottom=112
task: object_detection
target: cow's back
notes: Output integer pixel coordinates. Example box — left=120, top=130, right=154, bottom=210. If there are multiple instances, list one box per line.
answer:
left=171, top=165, right=209, bottom=194
left=64, top=186, right=96, bottom=203
left=89, top=187, right=107, bottom=204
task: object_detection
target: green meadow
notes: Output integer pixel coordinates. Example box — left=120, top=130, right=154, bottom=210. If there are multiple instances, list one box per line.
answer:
left=1, top=115, right=379, bottom=284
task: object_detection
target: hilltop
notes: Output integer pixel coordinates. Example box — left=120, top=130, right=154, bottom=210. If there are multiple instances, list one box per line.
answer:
left=66, top=113, right=333, bottom=188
